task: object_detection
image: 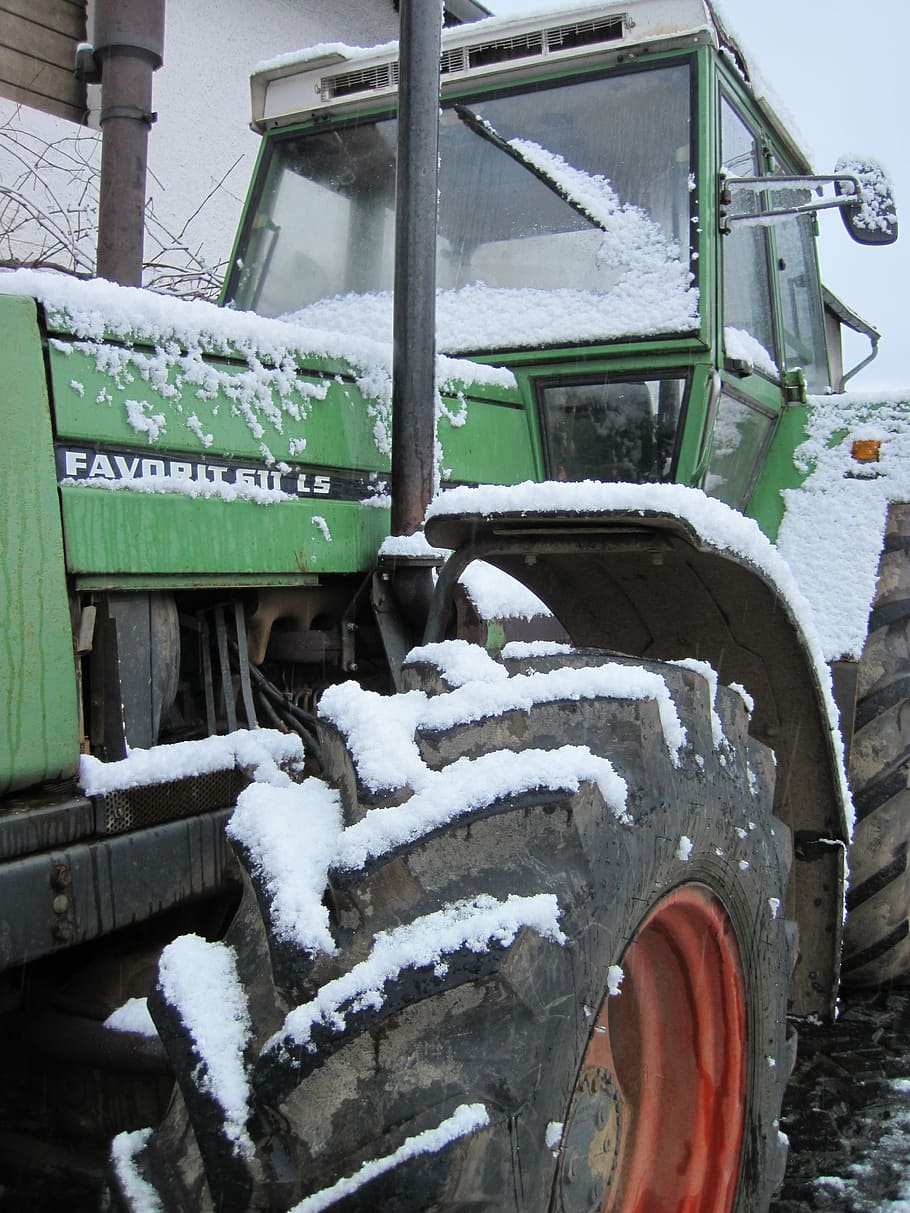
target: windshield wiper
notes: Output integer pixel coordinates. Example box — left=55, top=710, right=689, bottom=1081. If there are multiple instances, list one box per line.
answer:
left=452, top=104, right=607, bottom=233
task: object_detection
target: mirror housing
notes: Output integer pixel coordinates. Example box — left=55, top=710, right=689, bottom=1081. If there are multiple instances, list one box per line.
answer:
left=835, top=157, right=899, bottom=245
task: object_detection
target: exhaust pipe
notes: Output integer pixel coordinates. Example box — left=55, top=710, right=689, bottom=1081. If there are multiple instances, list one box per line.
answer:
left=390, top=0, right=443, bottom=537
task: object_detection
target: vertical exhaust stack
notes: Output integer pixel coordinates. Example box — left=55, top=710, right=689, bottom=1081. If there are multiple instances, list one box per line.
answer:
left=92, top=0, right=166, bottom=287
left=390, top=0, right=443, bottom=537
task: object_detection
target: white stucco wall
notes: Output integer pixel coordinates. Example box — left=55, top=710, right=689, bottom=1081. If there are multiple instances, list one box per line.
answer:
left=0, top=0, right=400, bottom=280
left=146, top=0, right=401, bottom=269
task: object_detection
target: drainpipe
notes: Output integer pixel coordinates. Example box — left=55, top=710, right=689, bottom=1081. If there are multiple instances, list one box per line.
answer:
left=89, top=0, right=166, bottom=286
left=390, top=0, right=443, bottom=536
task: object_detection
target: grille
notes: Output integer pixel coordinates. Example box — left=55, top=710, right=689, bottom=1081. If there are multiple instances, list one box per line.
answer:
left=320, top=61, right=399, bottom=101
left=467, top=31, right=545, bottom=68
left=441, top=46, right=467, bottom=76
left=97, top=768, right=250, bottom=835
left=317, top=14, right=627, bottom=103
left=546, top=16, right=626, bottom=52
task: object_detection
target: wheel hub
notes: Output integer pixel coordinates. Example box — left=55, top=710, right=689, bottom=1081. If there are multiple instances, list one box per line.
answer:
left=558, top=1065, right=622, bottom=1212
left=556, top=884, right=747, bottom=1213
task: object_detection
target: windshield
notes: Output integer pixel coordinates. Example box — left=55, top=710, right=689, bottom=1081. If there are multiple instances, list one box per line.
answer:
left=228, top=62, right=696, bottom=353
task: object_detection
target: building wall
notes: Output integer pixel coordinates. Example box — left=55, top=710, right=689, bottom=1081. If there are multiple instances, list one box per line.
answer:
left=0, top=0, right=401, bottom=282
left=147, top=0, right=402, bottom=272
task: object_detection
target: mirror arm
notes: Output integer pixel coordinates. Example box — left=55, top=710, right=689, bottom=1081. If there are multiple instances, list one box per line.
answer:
left=719, top=173, right=860, bottom=234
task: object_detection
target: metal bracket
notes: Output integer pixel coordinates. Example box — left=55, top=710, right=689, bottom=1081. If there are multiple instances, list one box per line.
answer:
left=99, top=105, right=158, bottom=126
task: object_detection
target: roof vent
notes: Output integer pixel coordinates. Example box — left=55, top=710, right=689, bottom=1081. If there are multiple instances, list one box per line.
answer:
left=317, top=13, right=627, bottom=103
left=546, top=15, right=626, bottom=52
left=441, top=46, right=468, bottom=75
left=319, top=60, right=399, bottom=101
left=467, top=30, right=545, bottom=68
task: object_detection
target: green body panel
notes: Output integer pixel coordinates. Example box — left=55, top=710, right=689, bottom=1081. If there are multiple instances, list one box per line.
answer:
left=0, top=296, right=79, bottom=794
left=46, top=332, right=531, bottom=577
left=60, top=489, right=391, bottom=579
left=48, top=341, right=390, bottom=473
left=745, top=403, right=814, bottom=540
left=440, top=399, right=537, bottom=485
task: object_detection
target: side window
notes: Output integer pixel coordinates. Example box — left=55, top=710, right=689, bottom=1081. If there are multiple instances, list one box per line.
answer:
left=539, top=377, right=686, bottom=483
left=703, top=390, right=775, bottom=509
left=768, top=189, right=829, bottom=393
left=721, top=100, right=777, bottom=378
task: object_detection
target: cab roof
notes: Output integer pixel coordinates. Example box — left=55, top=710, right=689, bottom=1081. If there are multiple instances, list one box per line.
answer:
left=250, top=1, right=810, bottom=171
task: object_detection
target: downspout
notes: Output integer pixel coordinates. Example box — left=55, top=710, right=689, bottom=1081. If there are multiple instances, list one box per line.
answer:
left=88, top=0, right=166, bottom=287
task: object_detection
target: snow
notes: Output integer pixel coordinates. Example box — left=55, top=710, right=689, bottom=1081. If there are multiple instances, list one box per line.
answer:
left=319, top=660, right=686, bottom=801
left=312, top=515, right=332, bottom=542
left=545, top=1121, right=564, bottom=1152
left=254, top=41, right=399, bottom=78
left=403, top=639, right=509, bottom=688
left=78, top=728, right=304, bottom=796
left=724, top=325, right=778, bottom=377
left=333, top=744, right=631, bottom=872
left=104, top=997, right=158, bottom=1039
left=501, top=640, right=574, bottom=660
left=289, top=1103, right=490, bottom=1213
left=109, top=1129, right=163, bottom=1213
left=61, top=471, right=294, bottom=506
left=729, top=682, right=755, bottom=715
left=268, top=893, right=565, bottom=1055
left=379, top=531, right=451, bottom=561
left=459, top=561, right=552, bottom=621
left=777, top=391, right=910, bottom=661
left=607, top=964, right=624, bottom=996
left=0, top=269, right=514, bottom=465
left=157, top=934, right=254, bottom=1158
left=227, top=780, right=343, bottom=957
left=670, top=658, right=724, bottom=748
left=287, top=278, right=699, bottom=358
left=835, top=157, right=898, bottom=237
left=676, top=835, right=694, bottom=862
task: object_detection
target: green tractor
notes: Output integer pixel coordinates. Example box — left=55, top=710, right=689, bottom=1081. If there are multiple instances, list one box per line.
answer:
left=0, top=1, right=905, bottom=1209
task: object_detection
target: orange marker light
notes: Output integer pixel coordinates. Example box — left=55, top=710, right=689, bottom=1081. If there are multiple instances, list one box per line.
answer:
left=851, top=439, right=882, bottom=463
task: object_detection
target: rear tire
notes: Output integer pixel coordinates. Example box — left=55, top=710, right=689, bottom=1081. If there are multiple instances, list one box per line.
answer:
left=109, top=650, right=794, bottom=1212
left=844, top=503, right=910, bottom=986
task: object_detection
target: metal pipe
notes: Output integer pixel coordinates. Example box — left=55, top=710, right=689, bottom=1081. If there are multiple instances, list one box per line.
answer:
left=94, top=0, right=166, bottom=286
left=390, top=0, right=443, bottom=537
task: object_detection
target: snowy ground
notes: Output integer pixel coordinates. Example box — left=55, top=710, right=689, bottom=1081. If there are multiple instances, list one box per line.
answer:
left=771, top=989, right=910, bottom=1212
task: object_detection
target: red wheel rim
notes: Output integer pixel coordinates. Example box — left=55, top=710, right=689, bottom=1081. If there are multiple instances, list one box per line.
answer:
left=557, top=884, right=747, bottom=1213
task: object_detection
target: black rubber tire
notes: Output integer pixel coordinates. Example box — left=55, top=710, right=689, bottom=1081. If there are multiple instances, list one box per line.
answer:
left=843, top=503, right=910, bottom=986
left=109, top=650, right=794, bottom=1213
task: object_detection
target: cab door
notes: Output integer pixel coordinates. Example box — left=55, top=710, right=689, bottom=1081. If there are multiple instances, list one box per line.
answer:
left=703, top=92, right=827, bottom=511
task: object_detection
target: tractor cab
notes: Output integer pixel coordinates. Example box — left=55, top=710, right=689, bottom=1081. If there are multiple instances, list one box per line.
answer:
left=226, top=0, right=894, bottom=537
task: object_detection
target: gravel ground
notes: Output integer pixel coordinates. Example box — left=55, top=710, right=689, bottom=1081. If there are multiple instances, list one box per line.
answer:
left=771, top=988, right=910, bottom=1211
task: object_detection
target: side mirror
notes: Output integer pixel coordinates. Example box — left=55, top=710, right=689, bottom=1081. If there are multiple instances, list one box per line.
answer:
left=835, top=157, right=899, bottom=245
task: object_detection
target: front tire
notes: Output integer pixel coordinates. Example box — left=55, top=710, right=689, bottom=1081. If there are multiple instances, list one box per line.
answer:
left=109, top=649, right=794, bottom=1212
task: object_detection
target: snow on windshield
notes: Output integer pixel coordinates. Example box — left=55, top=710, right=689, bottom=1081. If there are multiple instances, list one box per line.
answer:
left=237, top=62, right=697, bottom=353
left=281, top=135, right=697, bottom=354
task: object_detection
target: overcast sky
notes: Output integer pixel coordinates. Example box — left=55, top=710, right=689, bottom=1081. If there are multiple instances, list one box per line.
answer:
left=482, top=0, right=909, bottom=390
